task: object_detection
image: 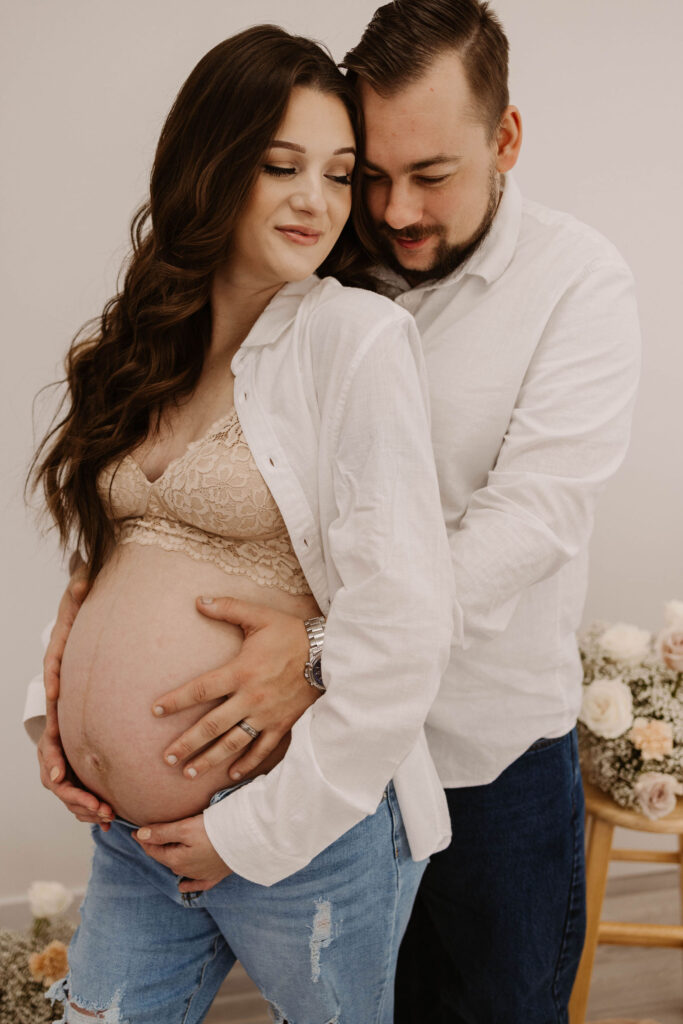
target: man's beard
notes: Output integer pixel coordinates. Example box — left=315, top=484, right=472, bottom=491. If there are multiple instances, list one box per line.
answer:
left=375, top=167, right=501, bottom=286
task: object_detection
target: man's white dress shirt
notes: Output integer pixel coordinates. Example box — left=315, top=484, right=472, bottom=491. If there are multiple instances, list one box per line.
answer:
left=380, top=175, right=641, bottom=787
left=25, top=278, right=455, bottom=886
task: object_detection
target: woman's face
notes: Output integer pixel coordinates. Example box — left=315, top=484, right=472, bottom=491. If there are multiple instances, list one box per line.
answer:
left=227, top=86, right=356, bottom=291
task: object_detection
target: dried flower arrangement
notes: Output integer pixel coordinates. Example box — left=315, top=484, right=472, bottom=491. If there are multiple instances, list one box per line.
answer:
left=0, top=882, right=75, bottom=1023
left=578, top=600, right=683, bottom=820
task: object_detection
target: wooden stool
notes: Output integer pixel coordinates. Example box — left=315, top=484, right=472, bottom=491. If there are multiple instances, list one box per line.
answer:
left=569, top=779, right=683, bottom=1023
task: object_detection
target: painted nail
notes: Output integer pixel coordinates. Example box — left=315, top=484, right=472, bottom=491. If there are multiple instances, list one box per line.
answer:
left=50, top=767, right=60, bottom=782
left=137, top=828, right=151, bottom=840
left=199, top=595, right=214, bottom=605
left=166, top=754, right=178, bottom=766
left=152, top=705, right=165, bottom=717
left=231, top=771, right=242, bottom=780
left=186, top=767, right=197, bottom=779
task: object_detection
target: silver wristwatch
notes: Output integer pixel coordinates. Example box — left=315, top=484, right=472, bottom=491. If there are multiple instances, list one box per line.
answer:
left=303, top=616, right=326, bottom=692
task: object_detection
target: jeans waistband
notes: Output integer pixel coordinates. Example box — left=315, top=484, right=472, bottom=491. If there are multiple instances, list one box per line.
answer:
left=527, top=732, right=571, bottom=753
left=107, top=779, right=253, bottom=830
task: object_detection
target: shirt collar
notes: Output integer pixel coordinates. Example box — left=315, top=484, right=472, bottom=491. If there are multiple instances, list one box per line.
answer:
left=374, top=173, right=523, bottom=299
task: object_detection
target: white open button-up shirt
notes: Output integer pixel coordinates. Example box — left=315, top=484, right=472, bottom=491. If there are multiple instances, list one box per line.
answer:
left=26, top=278, right=455, bottom=887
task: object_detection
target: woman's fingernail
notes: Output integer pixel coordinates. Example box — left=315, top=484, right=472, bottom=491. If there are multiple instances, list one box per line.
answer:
left=137, top=828, right=151, bottom=840
left=152, top=705, right=165, bottom=717
left=231, top=771, right=242, bottom=780
left=186, top=767, right=197, bottom=779
left=199, top=595, right=214, bottom=605
left=50, top=767, right=60, bottom=782
left=166, top=754, right=178, bottom=766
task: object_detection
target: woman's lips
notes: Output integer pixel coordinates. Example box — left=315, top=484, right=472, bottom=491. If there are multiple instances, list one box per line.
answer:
left=276, top=226, right=322, bottom=246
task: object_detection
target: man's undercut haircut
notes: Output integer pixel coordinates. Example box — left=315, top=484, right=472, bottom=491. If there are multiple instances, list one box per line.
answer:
left=342, top=0, right=509, bottom=138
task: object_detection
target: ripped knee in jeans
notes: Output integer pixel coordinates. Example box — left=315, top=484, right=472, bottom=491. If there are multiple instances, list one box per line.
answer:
left=46, top=976, right=128, bottom=1023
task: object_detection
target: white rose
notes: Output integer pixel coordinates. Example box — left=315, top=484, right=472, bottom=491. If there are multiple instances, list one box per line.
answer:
left=664, top=600, right=683, bottom=629
left=598, top=623, right=651, bottom=664
left=656, top=626, right=683, bottom=673
left=634, top=772, right=683, bottom=821
left=28, top=881, right=72, bottom=919
left=579, top=676, right=633, bottom=739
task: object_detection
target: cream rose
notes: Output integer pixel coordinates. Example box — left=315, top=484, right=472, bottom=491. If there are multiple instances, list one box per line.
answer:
left=634, top=772, right=683, bottom=820
left=579, top=676, right=633, bottom=738
left=628, top=717, right=674, bottom=761
left=656, top=625, right=683, bottom=673
left=598, top=623, right=651, bottom=664
left=28, top=881, right=72, bottom=919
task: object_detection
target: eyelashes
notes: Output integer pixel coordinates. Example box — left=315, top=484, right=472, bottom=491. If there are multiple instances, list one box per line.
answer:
left=263, top=165, right=295, bottom=177
left=263, top=165, right=352, bottom=186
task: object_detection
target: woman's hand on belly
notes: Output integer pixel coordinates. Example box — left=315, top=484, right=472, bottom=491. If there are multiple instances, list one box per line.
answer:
left=152, top=595, right=320, bottom=782
left=134, top=813, right=231, bottom=893
left=38, top=701, right=115, bottom=829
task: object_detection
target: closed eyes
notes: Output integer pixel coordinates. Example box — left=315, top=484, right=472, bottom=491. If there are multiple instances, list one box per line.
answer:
left=263, top=165, right=352, bottom=186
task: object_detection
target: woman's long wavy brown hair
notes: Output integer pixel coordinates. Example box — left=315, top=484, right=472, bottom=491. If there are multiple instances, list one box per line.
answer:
left=29, top=26, right=374, bottom=583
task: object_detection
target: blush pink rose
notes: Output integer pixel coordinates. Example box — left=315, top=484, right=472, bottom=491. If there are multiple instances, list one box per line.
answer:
left=634, top=772, right=683, bottom=820
left=628, top=717, right=674, bottom=761
left=664, top=599, right=683, bottom=628
left=657, top=626, right=683, bottom=672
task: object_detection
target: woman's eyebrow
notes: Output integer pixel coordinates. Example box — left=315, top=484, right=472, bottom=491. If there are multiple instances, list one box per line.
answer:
left=270, top=140, right=356, bottom=156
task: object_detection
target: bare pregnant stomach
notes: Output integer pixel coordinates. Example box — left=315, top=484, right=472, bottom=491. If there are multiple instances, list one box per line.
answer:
left=58, top=543, right=320, bottom=825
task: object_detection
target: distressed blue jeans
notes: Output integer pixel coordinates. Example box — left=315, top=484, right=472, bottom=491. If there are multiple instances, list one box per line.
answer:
left=48, top=782, right=425, bottom=1024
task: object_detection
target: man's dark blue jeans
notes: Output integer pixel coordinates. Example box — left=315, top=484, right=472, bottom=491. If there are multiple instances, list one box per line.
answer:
left=395, top=728, right=586, bottom=1023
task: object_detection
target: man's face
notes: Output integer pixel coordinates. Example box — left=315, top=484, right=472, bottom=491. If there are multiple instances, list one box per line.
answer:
left=360, top=52, right=503, bottom=284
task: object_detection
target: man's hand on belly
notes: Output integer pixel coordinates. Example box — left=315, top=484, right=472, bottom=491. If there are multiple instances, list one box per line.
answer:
left=38, top=701, right=115, bottom=828
left=133, top=814, right=232, bottom=892
left=151, top=596, right=318, bottom=781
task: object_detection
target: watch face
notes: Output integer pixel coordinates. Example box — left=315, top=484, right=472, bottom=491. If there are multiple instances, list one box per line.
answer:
left=311, top=658, right=324, bottom=688
left=304, top=655, right=325, bottom=690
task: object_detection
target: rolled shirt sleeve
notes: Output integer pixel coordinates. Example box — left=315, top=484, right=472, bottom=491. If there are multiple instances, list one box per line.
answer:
left=23, top=619, right=54, bottom=743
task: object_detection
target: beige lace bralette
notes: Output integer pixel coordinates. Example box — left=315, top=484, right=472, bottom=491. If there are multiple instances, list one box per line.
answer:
left=96, top=407, right=311, bottom=596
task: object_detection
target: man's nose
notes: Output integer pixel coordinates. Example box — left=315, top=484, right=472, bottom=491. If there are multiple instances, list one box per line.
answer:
left=383, top=183, right=422, bottom=231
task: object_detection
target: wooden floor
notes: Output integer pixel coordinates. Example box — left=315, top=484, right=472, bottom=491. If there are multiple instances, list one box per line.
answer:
left=205, top=869, right=683, bottom=1023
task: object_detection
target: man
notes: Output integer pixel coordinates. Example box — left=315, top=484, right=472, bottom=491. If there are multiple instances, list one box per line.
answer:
left=27, top=1, right=640, bottom=1019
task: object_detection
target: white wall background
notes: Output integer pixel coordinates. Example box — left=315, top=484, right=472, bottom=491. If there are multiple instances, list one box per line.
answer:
left=2, top=0, right=682, bottom=902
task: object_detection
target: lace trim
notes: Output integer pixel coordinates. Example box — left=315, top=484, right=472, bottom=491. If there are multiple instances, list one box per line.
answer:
left=118, top=518, right=311, bottom=596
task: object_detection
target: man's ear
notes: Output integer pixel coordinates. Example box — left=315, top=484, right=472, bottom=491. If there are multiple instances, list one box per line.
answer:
left=495, top=106, right=522, bottom=173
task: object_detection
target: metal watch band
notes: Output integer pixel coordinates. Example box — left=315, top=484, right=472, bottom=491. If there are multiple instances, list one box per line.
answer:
left=304, top=616, right=326, bottom=659
left=304, top=616, right=326, bottom=692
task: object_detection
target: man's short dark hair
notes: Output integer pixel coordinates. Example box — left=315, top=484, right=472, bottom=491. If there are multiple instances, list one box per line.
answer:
left=342, top=0, right=510, bottom=138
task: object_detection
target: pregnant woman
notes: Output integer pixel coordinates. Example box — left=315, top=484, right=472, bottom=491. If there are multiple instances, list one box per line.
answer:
left=29, top=26, right=454, bottom=1023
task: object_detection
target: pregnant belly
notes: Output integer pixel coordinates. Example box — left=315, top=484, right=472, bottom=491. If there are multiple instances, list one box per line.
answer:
left=58, top=543, right=320, bottom=825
